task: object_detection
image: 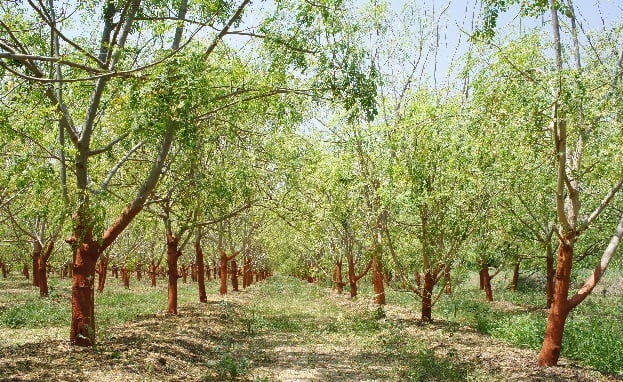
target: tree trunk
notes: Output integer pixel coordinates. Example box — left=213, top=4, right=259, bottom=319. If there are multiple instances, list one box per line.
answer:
left=32, top=240, right=41, bottom=286
left=148, top=261, right=157, bottom=287
left=231, top=259, right=239, bottom=291
left=96, top=256, right=108, bottom=293
left=180, top=265, right=188, bottom=283
left=334, top=260, right=344, bottom=294
left=166, top=234, right=180, bottom=314
left=347, top=256, right=358, bottom=298
left=1, top=261, right=7, bottom=278
left=479, top=268, right=485, bottom=290
left=206, top=262, right=211, bottom=281
left=69, top=230, right=99, bottom=346
left=38, top=255, right=49, bottom=297
left=194, top=232, right=207, bottom=303
left=372, top=254, right=385, bottom=305
left=219, top=253, right=228, bottom=295
left=511, top=260, right=520, bottom=293
left=481, top=266, right=493, bottom=302
left=23, top=264, right=29, bottom=280
left=421, top=271, right=434, bottom=321
left=538, top=238, right=574, bottom=366
left=121, top=266, right=130, bottom=289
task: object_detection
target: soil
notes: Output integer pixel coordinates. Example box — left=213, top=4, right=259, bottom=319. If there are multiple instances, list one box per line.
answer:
left=1, top=280, right=621, bottom=382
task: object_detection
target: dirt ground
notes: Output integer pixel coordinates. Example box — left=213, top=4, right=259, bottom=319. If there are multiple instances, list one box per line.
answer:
left=1, top=280, right=621, bottom=382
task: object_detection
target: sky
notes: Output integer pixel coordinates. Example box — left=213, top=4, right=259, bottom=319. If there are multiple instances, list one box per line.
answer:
left=375, top=0, right=623, bottom=87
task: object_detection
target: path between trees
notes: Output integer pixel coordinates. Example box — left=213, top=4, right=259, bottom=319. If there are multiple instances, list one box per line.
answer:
left=0, top=276, right=618, bottom=381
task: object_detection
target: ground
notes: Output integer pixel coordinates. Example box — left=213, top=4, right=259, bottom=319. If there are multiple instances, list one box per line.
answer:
left=0, top=276, right=620, bottom=381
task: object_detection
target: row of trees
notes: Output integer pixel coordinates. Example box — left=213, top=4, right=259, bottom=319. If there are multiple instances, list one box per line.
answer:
left=1, top=0, right=622, bottom=369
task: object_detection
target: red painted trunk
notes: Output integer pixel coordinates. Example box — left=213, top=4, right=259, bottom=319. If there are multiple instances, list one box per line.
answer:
left=96, top=257, right=108, bottom=293
left=219, top=254, right=228, bottom=295
left=38, top=258, right=49, bottom=297
left=166, top=234, right=180, bottom=314
left=38, top=244, right=52, bottom=298
left=121, top=267, right=130, bottom=289
left=69, top=232, right=99, bottom=346
left=421, top=271, right=434, bottom=321
left=181, top=266, right=188, bottom=283
left=372, top=255, right=385, bottom=305
left=538, top=238, right=574, bottom=366
left=347, top=256, right=358, bottom=298
left=480, top=266, right=493, bottom=302
left=148, top=262, right=157, bottom=287
left=32, top=240, right=41, bottom=286
left=511, top=261, right=519, bottom=293
left=231, top=260, right=239, bottom=291
left=194, top=238, right=207, bottom=303
left=334, top=260, right=344, bottom=294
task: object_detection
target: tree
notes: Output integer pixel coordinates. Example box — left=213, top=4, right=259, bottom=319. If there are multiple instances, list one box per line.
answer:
left=477, top=0, right=623, bottom=366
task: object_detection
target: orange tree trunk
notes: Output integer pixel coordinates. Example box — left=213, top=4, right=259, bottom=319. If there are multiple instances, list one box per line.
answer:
left=538, top=238, right=574, bottom=366
left=166, top=234, right=180, bottom=314
left=421, top=271, right=434, bottom=321
left=231, top=260, right=239, bottom=291
left=511, top=260, right=520, bottom=293
left=96, top=256, right=108, bottom=293
left=372, top=254, right=385, bottom=305
left=32, top=239, right=41, bottom=287
left=480, top=265, right=493, bottom=302
left=69, top=229, right=100, bottom=346
left=121, top=267, right=130, bottom=289
left=219, top=253, right=228, bottom=295
left=347, top=256, right=358, bottom=298
left=148, top=261, right=157, bottom=287
left=334, top=260, right=344, bottom=294
left=38, top=242, right=54, bottom=298
left=194, top=235, right=207, bottom=303
left=38, top=256, right=49, bottom=297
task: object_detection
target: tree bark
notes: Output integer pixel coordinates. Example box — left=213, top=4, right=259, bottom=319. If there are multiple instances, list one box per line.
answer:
left=219, top=252, right=228, bottom=295
left=421, top=271, right=434, bottom=321
left=96, top=256, right=108, bottom=292
left=69, top=228, right=99, bottom=346
left=334, top=259, right=344, bottom=294
left=32, top=239, right=41, bottom=287
left=372, top=254, right=385, bottom=305
left=194, top=230, right=207, bottom=303
left=38, top=242, right=54, bottom=297
left=538, top=237, right=574, bottom=366
left=148, top=261, right=157, bottom=287
left=121, top=266, right=130, bottom=289
left=166, top=234, right=180, bottom=314
left=481, top=266, right=493, bottom=302
left=230, top=259, right=239, bottom=291
left=511, top=260, right=520, bottom=293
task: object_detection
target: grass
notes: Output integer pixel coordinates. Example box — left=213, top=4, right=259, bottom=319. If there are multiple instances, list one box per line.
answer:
left=387, top=270, right=623, bottom=376
left=0, top=272, right=204, bottom=344
left=1, top=269, right=622, bottom=378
